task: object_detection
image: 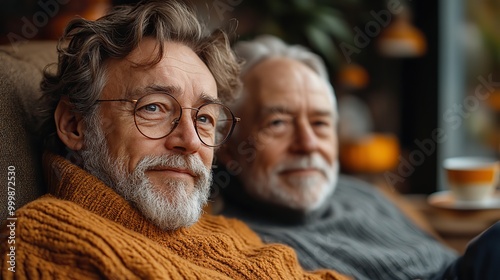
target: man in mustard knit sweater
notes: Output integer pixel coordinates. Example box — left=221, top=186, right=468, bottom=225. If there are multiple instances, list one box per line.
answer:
left=0, top=1, right=349, bottom=279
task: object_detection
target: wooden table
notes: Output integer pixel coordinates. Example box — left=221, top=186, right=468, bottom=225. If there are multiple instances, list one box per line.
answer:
left=403, top=194, right=500, bottom=254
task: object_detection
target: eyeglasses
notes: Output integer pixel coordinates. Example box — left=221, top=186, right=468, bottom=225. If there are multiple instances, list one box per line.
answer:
left=95, top=93, right=240, bottom=147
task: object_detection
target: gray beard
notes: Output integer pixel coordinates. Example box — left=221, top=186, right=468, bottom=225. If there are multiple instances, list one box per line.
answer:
left=239, top=155, right=338, bottom=213
left=79, top=113, right=212, bottom=230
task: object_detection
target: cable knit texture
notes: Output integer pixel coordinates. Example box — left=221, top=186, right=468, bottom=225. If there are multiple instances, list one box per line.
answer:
left=0, top=153, right=349, bottom=279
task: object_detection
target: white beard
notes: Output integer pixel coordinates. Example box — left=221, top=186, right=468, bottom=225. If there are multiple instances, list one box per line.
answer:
left=239, top=154, right=338, bottom=212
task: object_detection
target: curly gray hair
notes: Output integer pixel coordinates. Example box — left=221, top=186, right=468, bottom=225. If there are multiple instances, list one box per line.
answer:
left=39, top=0, right=241, bottom=155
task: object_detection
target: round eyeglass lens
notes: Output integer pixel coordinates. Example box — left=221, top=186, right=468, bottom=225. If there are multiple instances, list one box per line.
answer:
left=133, top=93, right=236, bottom=146
left=195, top=103, right=235, bottom=146
left=134, top=93, right=181, bottom=139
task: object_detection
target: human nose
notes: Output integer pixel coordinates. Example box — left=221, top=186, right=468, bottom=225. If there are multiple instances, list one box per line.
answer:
left=163, top=108, right=202, bottom=154
left=291, top=120, right=319, bottom=153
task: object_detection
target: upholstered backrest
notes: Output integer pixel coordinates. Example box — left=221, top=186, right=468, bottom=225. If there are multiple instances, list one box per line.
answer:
left=0, top=41, right=58, bottom=220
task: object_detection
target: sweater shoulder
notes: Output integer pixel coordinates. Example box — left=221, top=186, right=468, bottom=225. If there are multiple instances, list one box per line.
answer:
left=334, top=175, right=405, bottom=216
left=1, top=197, right=237, bottom=279
left=15, top=193, right=85, bottom=214
left=200, top=214, right=264, bottom=245
left=336, top=175, right=386, bottom=198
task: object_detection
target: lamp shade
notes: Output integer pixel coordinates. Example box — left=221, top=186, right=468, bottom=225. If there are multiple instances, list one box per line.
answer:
left=377, top=9, right=427, bottom=57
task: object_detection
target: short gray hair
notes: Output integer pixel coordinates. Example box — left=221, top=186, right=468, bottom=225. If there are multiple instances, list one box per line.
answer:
left=234, top=34, right=330, bottom=82
left=232, top=34, right=336, bottom=112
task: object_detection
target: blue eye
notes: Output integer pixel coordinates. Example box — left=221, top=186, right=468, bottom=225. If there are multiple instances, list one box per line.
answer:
left=263, top=117, right=292, bottom=136
left=144, top=104, right=159, bottom=112
left=311, top=117, right=334, bottom=128
left=270, top=119, right=285, bottom=126
left=197, top=115, right=209, bottom=124
left=313, top=121, right=328, bottom=126
left=196, top=114, right=216, bottom=127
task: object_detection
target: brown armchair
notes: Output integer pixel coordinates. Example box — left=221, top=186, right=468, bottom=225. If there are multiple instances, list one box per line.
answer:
left=0, top=41, right=57, bottom=220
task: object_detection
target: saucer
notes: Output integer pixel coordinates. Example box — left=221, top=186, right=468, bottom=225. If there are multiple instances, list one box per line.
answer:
left=427, top=190, right=500, bottom=210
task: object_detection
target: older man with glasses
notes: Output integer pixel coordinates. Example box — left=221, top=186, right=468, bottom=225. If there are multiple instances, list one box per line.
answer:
left=0, top=1, right=349, bottom=279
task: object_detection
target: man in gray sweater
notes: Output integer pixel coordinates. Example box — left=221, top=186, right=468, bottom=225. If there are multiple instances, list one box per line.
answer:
left=214, top=34, right=500, bottom=280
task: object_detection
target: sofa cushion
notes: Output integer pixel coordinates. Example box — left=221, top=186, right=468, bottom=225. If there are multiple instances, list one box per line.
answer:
left=0, top=41, right=58, bottom=220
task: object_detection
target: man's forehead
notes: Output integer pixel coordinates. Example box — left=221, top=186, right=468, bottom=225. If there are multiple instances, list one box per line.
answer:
left=103, top=40, right=218, bottom=101
left=255, top=90, right=334, bottom=114
left=246, top=58, right=329, bottom=93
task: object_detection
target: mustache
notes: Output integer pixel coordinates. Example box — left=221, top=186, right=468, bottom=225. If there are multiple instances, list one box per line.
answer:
left=134, top=154, right=209, bottom=179
left=275, top=155, right=331, bottom=174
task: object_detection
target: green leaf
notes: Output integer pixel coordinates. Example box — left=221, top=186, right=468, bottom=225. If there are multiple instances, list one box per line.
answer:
left=291, top=0, right=315, bottom=10
left=305, top=25, right=338, bottom=66
left=315, top=10, right=353, bottom=41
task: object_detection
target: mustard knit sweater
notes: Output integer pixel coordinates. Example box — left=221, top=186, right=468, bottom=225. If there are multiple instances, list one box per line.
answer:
left=0, top=153, right=348, bottom=279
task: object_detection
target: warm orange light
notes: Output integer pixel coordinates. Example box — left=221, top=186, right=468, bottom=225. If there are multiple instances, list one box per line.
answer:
left=377, top=10, right=427, bottom=57
left=337, top=63, right=370, bottom=90
left=486, top=90, right=500, bottom=111
left=339, top=133, right=400, bottom=173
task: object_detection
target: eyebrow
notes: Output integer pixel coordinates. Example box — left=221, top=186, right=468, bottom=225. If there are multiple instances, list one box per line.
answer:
left=261, top=106, right=335, bottom=117
left=127, top=84, right=221, bottom=104
left=260, top=106, right=291, bottom=116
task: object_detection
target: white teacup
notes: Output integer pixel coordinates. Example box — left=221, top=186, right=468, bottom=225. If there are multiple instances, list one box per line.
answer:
left=443, top=157, right=499, bottom=202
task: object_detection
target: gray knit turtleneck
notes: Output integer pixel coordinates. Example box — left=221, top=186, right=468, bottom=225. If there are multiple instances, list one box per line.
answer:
left=220, top=175, right=458, bottom=280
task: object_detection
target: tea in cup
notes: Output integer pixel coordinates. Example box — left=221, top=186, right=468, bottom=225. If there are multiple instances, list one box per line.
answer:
left=443, top=157, right=499, bottom=202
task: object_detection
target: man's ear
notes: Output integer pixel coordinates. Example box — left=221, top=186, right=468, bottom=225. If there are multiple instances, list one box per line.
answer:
left=54, top=96, right=85, bottom=151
